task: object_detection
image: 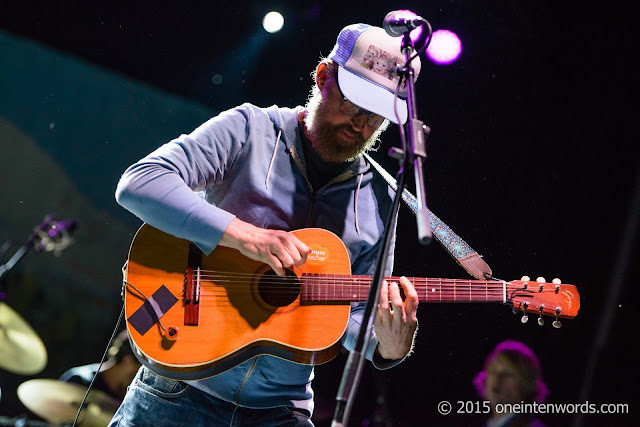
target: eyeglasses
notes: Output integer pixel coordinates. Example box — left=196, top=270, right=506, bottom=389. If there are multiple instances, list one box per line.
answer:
left=337, top=86, right=386, bottom=130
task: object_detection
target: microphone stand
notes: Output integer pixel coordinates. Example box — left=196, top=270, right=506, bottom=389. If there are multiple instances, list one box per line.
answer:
left=400, top=31, right=432, bottom=245
left=0, top=221, right=49, bottom=284
left=332, top=139, right=406, bottom=427
left=0, top=215, right=77, bottom=288
left=332, top=25, right=430, bottom=427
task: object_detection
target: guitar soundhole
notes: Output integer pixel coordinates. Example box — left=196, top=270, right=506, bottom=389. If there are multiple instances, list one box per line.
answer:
left=258, top=269, right=300, bottom=308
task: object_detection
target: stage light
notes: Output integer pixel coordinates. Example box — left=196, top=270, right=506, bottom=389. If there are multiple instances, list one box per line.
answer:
left=263, top=12, right=284, bottom=33
left=426, top=29, right=462, bottom=65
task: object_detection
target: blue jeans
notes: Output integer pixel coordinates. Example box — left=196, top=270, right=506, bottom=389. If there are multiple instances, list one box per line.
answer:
left=109, top=367, right=314, bottom=426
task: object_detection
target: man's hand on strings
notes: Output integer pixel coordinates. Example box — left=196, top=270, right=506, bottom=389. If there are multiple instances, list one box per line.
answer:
left=219, top=218, right=310, bottom=276
left=374, top=276, right=419, bottom=360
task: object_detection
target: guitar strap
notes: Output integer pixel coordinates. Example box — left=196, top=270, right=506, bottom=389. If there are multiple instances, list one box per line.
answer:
left=364, top=153, right=492, bottom=280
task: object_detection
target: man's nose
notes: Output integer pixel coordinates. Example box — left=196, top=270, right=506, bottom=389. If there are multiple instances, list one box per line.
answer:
left=351, top=114, right=367, bottom=131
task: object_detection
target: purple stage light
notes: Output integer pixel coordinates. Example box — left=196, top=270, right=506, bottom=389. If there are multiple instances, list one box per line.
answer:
left=426, top=29, right=462, bottom=65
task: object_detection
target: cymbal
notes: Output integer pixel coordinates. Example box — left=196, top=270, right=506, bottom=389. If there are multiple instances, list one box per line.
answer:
left=17, top=379, right=120, bottom=426
left=0, top=302, right=47, bottom=374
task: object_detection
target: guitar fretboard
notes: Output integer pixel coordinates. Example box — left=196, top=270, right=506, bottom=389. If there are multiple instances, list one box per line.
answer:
left=301, top=274, right=509, bottom=303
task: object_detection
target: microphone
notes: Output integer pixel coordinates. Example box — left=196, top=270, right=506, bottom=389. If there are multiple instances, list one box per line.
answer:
left=383, top=10, right=425, bottom=37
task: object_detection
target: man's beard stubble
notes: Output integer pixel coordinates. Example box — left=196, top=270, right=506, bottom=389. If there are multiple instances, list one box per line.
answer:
left=304, top=89, right=382, bottom=163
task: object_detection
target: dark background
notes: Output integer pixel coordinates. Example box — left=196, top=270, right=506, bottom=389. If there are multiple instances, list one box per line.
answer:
left=0, top=1, right=637, bottom=426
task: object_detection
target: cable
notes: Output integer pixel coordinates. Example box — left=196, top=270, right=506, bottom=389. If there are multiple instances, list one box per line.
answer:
left=72, top=303, right=125, bottom=426
left=407, top=19, right=432, bottom=63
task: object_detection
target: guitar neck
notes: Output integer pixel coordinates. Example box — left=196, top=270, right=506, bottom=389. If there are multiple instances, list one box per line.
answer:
left=301, top=274, right=510, bottom=303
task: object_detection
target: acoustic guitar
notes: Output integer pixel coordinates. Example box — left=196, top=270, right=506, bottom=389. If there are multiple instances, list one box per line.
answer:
left=123, top=224, right=580, bottom=380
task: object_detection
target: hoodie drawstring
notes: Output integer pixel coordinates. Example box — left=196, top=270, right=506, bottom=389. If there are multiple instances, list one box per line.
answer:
left=265, top=129, right=282, bottom=189
left=354, top=173, right=363, bottom=235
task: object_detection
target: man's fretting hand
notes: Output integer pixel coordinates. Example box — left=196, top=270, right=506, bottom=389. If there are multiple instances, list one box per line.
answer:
left=374, top=276, right=419, bottom=360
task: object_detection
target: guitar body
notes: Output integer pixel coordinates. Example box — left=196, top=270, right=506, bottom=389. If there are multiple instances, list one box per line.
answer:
left=124, top=224, right=582, bottom=381
left=124, top=224, right=352, bottom=380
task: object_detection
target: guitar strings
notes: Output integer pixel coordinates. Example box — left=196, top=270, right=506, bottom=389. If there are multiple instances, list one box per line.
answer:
left=127, top=273, right=562, bottom=312
left=162, top=279, right=518, bottom=292
left=149, top=271, right=525, bottom=294
left=193, top=271, right=513, bottom=287
left=155, top=279, right=523, bottom=306
left=194, top=269, right=506, bottom=282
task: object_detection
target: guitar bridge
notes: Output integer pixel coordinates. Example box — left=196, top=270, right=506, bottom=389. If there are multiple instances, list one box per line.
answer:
left=184, top=244, right=202, bottom=326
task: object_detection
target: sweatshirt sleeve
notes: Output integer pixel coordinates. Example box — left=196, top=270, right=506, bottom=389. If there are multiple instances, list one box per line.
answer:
left=115, top=106, right=254, bottom=254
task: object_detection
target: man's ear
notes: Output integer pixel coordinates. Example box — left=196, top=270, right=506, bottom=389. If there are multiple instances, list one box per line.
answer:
left=315, top=62, right=329, bottom=91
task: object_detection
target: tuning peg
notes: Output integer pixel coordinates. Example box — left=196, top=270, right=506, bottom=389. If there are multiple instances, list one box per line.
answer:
left=517, top=302, right=529, bottom=323
left=536, top=276, right=546, bottom=283
left=553, top=307, right=562, bottom=328
left=552, top=278, right=561, bottom=284
left=537, top=306, right=545, bottom=325
left=520, top=275, right=530, bottom=282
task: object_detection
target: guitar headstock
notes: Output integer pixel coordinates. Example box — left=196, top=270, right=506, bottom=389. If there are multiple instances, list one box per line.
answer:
left=509, top=276, right=580, bottom=327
